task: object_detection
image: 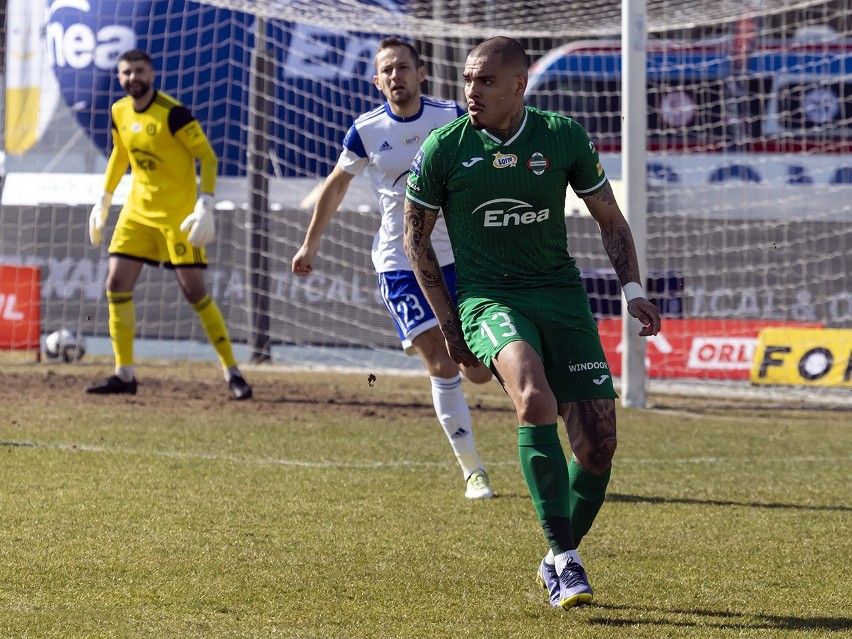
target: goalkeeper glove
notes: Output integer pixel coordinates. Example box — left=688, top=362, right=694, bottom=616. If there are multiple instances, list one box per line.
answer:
left=180, top=194, right=216, bottom=247
left=88, top=192, right=113, bottom=246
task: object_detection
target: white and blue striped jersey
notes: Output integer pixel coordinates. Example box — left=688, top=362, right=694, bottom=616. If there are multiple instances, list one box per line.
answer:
left=337, top=96, right=464, bottom=273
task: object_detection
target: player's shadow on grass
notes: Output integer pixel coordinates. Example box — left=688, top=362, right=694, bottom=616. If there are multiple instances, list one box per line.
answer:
left=608, top=492, right=852, bottom=512
left=590, top=603, right=852, bottom=632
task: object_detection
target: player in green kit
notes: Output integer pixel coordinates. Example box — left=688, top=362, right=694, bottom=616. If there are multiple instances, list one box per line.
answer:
left=404, top=36, right=661, bottom=609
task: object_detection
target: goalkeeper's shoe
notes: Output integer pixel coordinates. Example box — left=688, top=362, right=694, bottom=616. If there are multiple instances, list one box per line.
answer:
left=536, top=557, right=561, bottom=607
left=557, top=559, right=594, bottom=609
left=464, top=469, right=493, bottom=499
left=228, top=374, right=252, bottom=401
left=85, top=375, right=137, bottom=395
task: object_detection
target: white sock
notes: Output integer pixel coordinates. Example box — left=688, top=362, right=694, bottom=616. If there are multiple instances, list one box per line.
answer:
left=544, top=549, right=555, bottom=566
left=554, top=549, right=584, bottom=575
left=224, top=365, right=240, bottom=382
left=430, top=375, right=484, bottom=478
left=115, top=366, right=135, bottom=382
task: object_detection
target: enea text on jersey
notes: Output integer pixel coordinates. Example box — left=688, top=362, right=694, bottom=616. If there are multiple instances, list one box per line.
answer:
left=472, top=198, right=550, bottom=228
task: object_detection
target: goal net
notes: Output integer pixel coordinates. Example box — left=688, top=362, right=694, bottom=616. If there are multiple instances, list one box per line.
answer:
left=2, top=0, right=851, bottom=387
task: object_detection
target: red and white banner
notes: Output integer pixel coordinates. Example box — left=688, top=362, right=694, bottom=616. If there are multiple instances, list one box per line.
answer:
left=0, top=265, right=41, bottom=350
left=597, top=318, right=823, bottom=380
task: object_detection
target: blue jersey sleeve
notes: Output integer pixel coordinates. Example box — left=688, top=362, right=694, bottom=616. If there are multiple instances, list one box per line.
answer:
left=341, top=124, right=367, bottom=159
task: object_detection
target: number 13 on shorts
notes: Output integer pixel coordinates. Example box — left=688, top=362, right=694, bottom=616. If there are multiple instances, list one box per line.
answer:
left=480, top=311, right=517, bottom=346
left=462, top=300, right=541, bottom=367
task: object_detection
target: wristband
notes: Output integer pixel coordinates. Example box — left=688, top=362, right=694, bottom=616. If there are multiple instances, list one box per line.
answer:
left=623, top=282, right=644, bottom=302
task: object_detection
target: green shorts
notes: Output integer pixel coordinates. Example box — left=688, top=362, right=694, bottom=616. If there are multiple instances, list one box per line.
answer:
left=458, top=284, right=617, bottom=403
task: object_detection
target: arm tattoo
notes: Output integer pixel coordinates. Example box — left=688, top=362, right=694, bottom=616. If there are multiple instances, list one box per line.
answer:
left=589, top=182, right=618, bottom=207
left=589, top=184, right=641, bottom=286
left=601, top=225, right=638, bottom=286
left=403, top=202, right=443, bottom=290
left=440, top=317, right=466, bottom=344
left=404, top=200, right=459, bottom=328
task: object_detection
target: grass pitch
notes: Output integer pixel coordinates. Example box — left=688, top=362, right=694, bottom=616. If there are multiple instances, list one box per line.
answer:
left=1, top=359, right=850, bottom=638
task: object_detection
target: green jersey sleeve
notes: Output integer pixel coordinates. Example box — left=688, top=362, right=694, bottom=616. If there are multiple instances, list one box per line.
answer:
left=566, top=119, right=607, bottom=196
left=405, top=132, right=445, bottom=211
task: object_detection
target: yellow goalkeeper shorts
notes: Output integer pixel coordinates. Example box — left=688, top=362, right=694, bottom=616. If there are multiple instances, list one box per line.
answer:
left=108, top=210, right=207, bottom=268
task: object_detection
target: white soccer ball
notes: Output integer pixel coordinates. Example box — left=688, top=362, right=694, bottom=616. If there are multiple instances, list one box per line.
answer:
left=44, top=329, right=86, bottom=363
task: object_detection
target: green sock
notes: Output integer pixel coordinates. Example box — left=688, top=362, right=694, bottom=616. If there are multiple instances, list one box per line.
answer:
left=518, top=424, right=574, bottom=555
left=568, top=457, right=611, bottom=546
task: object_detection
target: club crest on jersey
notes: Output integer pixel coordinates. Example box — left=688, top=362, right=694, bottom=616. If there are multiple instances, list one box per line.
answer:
left=526, top=152, right=550, bottom=176
left=146, top=123, right=157, bottom=136
left=492, top=152, right=517, bottom=169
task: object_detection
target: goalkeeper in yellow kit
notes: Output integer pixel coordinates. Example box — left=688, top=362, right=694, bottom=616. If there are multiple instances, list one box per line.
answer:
left=85, top=49, right=252, bottom=400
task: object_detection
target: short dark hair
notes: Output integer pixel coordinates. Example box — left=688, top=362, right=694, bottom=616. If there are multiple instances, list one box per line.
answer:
left=469, top=37, right=529, bottom=73
left=118, top=49, right=153, bottom=66
left=375, top=37, right=421, bottom=69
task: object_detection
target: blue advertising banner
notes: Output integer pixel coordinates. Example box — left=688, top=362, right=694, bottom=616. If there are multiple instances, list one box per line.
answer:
left=525, top=39, right=852, bottom=152
left=45, top=0, right=400, bottom=176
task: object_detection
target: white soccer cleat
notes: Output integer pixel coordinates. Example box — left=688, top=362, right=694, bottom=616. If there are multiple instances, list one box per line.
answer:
left=464, top=469, right=494, bottom=499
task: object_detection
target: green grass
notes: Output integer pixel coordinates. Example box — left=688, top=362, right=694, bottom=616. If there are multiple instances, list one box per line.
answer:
left=1, top=360, right=850, bottom=638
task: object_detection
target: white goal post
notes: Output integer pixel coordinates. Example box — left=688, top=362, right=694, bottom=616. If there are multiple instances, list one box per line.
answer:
left=2, top=0, right=852, bottom=397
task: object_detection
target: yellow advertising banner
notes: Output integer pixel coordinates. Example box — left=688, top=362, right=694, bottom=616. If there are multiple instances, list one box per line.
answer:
left=4, top=0, right=58, bottom=155
left=751, top=328, right=852, bottom=387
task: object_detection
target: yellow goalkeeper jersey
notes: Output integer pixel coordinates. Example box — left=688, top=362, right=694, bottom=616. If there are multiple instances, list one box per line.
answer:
left=104, top=91, right=217, bottom=224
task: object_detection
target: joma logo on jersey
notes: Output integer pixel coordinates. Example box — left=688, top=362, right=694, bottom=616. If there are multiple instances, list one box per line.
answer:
left=492, top=152, right=517, bottom=169
left=473, top=199, right=550, bottom=227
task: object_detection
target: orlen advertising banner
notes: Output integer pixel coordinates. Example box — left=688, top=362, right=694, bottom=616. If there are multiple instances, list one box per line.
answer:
left=597, top=319, right=822, bottom=380
left=0, top=265, right=41, bottom=350
left=751, top=327, right=852, bottom=388
left=45, top=0, right=399, bottom=176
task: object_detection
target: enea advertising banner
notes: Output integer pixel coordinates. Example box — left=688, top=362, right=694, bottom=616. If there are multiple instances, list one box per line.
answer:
left=597, top=319, right=822, bottom=380
left=45, top=0, right=400, bottom=176
left=751, top=327, right=852, bottom=388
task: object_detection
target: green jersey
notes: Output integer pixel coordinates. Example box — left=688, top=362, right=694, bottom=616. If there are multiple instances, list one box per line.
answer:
left=406, top=106, right=606, bottom=297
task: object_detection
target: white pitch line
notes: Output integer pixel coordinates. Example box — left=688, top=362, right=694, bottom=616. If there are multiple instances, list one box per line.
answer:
left=6, top=441, right=852, bottom=469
